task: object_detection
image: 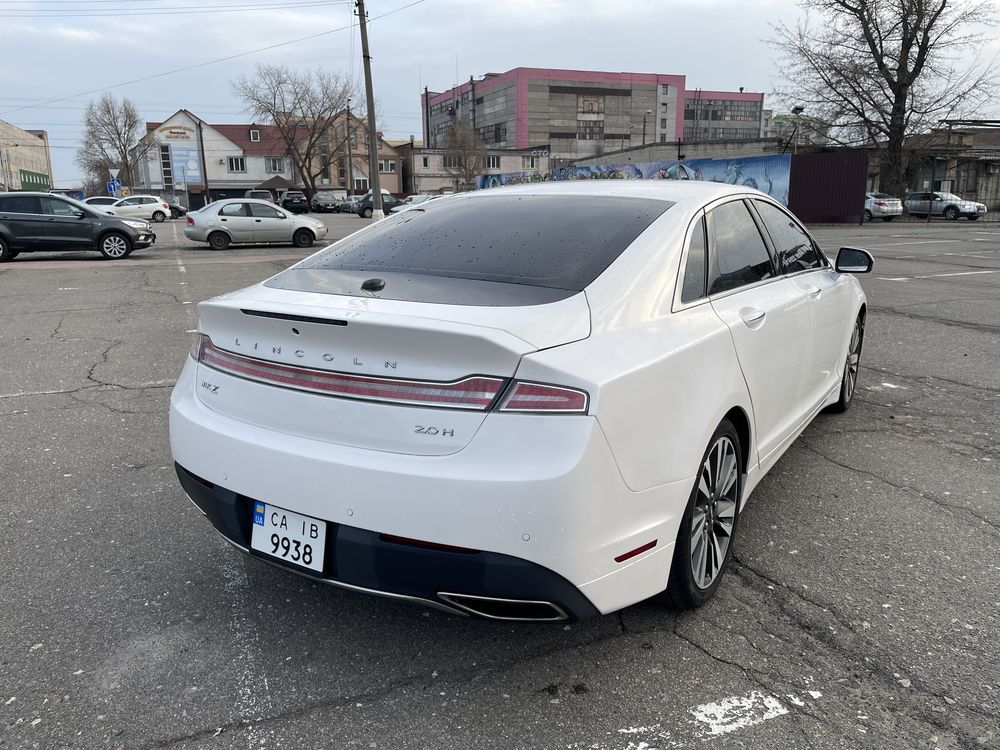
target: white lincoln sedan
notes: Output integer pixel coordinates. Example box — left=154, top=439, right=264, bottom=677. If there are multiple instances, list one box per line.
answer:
left=170, top=182, right=872, bottom=621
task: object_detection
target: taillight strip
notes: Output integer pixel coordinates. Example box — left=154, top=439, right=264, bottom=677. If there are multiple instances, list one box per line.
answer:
left=197, top=337, right=504, bottom=409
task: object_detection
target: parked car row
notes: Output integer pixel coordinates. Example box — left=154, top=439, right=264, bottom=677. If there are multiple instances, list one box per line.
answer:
left=864, top=191, right=987, bottom=221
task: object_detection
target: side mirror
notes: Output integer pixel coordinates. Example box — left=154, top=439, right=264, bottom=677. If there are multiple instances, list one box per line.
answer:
left=836, top=247, right=874, bottom=274
left=74, top=210, right=86, bottom=219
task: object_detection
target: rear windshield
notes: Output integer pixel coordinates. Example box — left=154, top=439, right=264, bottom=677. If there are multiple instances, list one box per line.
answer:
left=293, top=194, right=671, bottom=291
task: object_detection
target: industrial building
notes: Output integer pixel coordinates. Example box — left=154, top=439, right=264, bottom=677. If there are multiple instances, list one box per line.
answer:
left=422, top=67, right=764, bottom=164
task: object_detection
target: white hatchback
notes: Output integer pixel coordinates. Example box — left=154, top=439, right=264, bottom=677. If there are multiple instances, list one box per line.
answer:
left=106, top=195, right=171, bottom=222
left=170, top=182, right=872, bottom=621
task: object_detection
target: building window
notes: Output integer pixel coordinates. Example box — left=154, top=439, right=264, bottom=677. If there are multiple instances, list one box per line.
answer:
left=227, top=156, right=246, bottom=173
left=576, top=121, right=605, bottom=140
left=442, top=155, right=462, bottom=169
left=265, top=157, right=284, bottom=173
left=521, top=156, right=539, bottom=170
left=422, top=156, right=429, bottom=168
left=660, top=134, right=668, bottom=143
left=249, top=130, right=260, bottom=142
left=486, top=155, right=501, bottom=169
left=661, top=102, right=668, bottom=113
left=378, top=159, right=396, bottom=174
left=577, top=94, right=605, bottom=114
left=353, top=177, right=369, bottom=192
left=159, top=145, right=173, bottom=191
left=660, top=118, right=667, bottom=129
left=661, top=84, right=669, bottom=95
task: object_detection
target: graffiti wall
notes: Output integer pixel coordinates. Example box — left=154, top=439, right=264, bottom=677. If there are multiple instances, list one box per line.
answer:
left=476, top=153, right=791, bottom=205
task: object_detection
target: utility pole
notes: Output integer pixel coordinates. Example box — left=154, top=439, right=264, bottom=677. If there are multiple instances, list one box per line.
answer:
left=345, top=99, right=354, bottom=197
left=356, top=0, right=383, bottom=219
left=196, top=118, right=211, bottom=207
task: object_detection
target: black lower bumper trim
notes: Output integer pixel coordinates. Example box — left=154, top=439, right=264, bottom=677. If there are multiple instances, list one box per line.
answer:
left=175, top=463, right=600, bottom=621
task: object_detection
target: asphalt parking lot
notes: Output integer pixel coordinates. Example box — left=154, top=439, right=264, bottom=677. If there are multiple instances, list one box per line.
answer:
left=2, top=214, right=998, bottom=750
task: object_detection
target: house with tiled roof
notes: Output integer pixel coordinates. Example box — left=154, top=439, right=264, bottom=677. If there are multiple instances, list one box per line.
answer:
left=133, top=109, right=297, bottom=208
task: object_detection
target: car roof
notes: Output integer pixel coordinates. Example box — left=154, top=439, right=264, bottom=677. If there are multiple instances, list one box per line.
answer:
left=213, top=198, right=285, bottom=205
left=462, top=180, right=775, bottom=211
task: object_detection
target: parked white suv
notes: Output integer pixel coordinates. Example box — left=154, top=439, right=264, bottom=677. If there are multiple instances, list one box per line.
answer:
left=107, top=195, right=172, bottom=222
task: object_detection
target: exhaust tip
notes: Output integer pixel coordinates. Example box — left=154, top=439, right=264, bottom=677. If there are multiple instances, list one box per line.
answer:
left=438, top=592, right=568, bottom=622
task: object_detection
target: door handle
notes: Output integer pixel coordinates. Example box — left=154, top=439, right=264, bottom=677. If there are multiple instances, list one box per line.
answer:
left=220, top=218, right=227, bottom=222
left=254, top=219, right=262, bottom=222
left=739, top=307, right=766, bottom=327
left=807, top=286, right=822, bottom=297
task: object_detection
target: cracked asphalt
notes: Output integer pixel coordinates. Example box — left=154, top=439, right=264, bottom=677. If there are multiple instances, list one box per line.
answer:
left=1, top=216, right=998, bottom=750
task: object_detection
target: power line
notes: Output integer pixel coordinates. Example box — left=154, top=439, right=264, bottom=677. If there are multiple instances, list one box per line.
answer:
left=0, top=0, right=427, bottom=118
left=0, top=0, right=351, bottom=17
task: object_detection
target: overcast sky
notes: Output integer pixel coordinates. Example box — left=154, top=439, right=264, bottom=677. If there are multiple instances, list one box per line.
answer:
left=1, top=0, right=996, bottom=187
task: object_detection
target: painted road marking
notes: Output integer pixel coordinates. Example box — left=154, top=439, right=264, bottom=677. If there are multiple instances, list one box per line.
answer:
left=878, top=269, right=1000, bottom=281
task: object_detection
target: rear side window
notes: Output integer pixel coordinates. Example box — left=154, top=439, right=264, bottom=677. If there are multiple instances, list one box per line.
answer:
left=707, top=200, right=775, bottom=295
left=296, top=194, right=672, bottom=291
left=219, top=203, right=247, bottom=217
left=680, top=216, right=707, bottom=303
left=753, top=200, right=822, bottom=273
left=0, top=196, right=40, bottom=213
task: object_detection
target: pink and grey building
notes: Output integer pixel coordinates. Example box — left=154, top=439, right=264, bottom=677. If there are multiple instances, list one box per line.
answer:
left=422, top=67, right=765, bottom=164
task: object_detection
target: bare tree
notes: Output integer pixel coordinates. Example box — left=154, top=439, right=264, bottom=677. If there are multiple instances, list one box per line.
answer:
left=76, top=93, right=151, bottom=188
left=771, top=0, right=997, bottom=195
left=442, top=121, right=488, bottom=191
left=232, top=64, right=357, bottom=196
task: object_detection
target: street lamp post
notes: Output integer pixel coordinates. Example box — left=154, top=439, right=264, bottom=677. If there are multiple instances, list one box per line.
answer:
left=791, top=105, right=805, bottom=155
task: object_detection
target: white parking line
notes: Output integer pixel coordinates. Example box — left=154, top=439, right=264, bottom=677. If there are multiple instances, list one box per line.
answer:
left=877, top=269, right=1000, bottom=281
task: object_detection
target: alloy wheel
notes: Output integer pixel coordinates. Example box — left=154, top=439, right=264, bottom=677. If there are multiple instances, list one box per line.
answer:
left=103, top=235, right=128, bottom=258
left=844, top=319, right=861, bottom=403
left=690, top=436, right=739, bottom=590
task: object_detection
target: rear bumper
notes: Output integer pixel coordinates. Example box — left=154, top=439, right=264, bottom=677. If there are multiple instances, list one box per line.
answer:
left=169, top=359, right=689, bottom=617
left=175, top=462, right=599, bottom=620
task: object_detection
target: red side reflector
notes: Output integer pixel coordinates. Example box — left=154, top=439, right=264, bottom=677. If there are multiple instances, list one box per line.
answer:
left=196, top=336, right=504, bottom=409
left=614, top=539, right=658, bottom=563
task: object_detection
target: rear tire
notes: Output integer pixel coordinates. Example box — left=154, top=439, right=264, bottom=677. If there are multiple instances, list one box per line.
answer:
left=863, top=209, right=873, bottom=222
left=292, top=228, right=314, bottom=248
left=666, top=419, right=742, bottom=609
left=99, top=232, right=132, bottom=260
left=152, top=211, right=166, bottom=223
left=828, top=314, right=864, bottom=413
left=0, top=237, right=13, bottom=262
left=944, top=206, right=959, bottom=220
left=208, top=232, right=230, bottom=251
left=363, top=207, right=373, bottom=218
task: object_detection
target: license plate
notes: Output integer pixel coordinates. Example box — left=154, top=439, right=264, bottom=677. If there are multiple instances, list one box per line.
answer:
left=250, top=502, right=326, bottom=573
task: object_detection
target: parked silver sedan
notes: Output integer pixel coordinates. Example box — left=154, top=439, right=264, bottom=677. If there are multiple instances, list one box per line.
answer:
left=863, top=192, right=902, bottom=222
left=903, top=191, right=987, bottom=220
left=184, top=198, right=328, bottom=250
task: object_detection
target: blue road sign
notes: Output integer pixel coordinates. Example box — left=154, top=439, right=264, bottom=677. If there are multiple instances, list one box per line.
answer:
left=107, top=177, right=121, bottom=194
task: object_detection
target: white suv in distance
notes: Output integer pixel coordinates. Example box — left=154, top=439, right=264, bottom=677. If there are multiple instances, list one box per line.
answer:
left=863, top=193, right=902, bottom=222
left=107, top=195, right=171, bottom=222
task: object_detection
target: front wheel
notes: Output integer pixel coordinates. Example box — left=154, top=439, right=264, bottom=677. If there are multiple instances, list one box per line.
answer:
left=863, top=209, right=873, bottom=222
left=944, top=206, right=959, bottom=220
left=828, top=314, right=864, bottom=413
left=666, top=419, right=742, bottom=608
left=99, top=232, right=132, bottom=260
left=292, top=229, right=314, bottom=248
left=0, top=237, right=14, bottom=262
